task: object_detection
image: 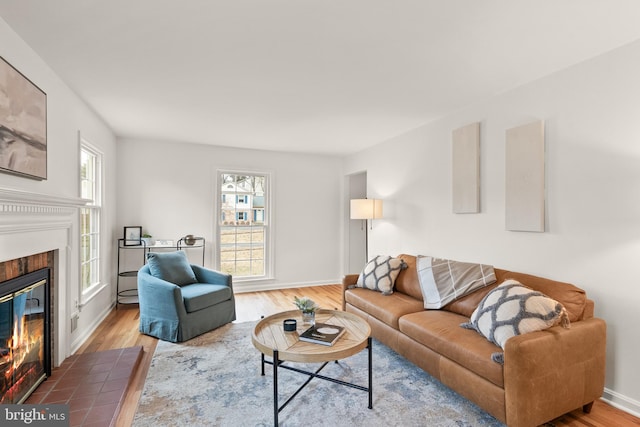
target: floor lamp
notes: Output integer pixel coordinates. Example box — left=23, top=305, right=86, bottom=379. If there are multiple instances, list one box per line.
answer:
left=350, top=199, right=383, bottom=262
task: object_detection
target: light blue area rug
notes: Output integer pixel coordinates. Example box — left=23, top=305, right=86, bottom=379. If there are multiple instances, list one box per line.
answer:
left=133, top=321, right=504, bottom=426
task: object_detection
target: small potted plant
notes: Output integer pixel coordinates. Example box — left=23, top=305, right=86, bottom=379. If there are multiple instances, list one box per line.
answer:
left=141, top=233, right=153, bottom=246
left=294, top=296, right=318, bottom=325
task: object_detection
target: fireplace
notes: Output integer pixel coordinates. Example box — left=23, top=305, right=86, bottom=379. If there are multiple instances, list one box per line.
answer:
left=0, top=268, right=51, bottom=404
left=1, top=187, right=81, bottom=393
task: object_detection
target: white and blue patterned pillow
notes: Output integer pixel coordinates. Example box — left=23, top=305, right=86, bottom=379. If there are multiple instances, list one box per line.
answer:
left=461, top=279, right=570, bottom=364
left=355, top=255, right=406, bottom=295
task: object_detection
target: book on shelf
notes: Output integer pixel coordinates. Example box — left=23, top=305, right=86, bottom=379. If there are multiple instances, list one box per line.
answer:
left=299, top=322, right=346, bottom=346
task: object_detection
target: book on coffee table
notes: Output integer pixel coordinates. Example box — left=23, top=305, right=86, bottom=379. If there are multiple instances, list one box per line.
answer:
left=299, top=323, right=346, bottom=346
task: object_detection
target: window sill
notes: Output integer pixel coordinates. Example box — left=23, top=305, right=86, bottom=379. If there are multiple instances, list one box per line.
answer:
left=80, top=282, right=109, bottom=308
left=232, top=275, right=275, bottom=284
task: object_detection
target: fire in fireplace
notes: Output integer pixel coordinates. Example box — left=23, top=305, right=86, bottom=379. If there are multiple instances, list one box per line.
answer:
left=0, top=268, right=51, bottom=404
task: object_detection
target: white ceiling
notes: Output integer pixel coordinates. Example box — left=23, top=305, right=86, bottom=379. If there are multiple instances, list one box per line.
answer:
left=2, top=1, right=640, bottom=155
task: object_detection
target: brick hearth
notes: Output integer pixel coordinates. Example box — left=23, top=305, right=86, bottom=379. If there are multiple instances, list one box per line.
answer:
left=26, top=346, right=143, bottom=427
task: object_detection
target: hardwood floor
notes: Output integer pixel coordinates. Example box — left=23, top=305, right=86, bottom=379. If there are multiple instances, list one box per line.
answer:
left=76, top=284, right=639, bottom=427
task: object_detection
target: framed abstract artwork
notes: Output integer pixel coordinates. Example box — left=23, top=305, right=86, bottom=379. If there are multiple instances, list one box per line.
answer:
left=0, top=56, right=47, bottom=180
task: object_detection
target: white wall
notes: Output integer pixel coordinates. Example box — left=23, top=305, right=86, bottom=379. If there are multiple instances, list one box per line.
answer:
left=344, top=39, right=640, bottom=415
left=116, top=138, right=343, bottom=292
left=0, top=17, right=118, bottom=358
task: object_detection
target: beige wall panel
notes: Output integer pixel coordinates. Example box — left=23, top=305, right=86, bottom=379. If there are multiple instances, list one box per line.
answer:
left=452, top=122, right=480, bottom=213
left=505, top=120, right=545, bottom=232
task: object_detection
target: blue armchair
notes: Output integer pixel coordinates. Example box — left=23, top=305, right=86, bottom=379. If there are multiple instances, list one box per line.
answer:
left=137, top=251, right=236, bottom=342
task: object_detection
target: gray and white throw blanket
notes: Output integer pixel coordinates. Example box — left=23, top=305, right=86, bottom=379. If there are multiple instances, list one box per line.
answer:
left=417, top=255, right=496, bottom=309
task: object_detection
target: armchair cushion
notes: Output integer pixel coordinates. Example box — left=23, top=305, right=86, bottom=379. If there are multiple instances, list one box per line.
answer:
left=147, top=250, right=197, bottom=286
left=181, top=283, right=233, bottom=313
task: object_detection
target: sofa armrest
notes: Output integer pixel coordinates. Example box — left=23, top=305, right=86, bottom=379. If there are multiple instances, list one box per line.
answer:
left=137, top=270, right=185, bottom=319
left=503, top=317, right=606, bottom=427
left=191, top=264, right=232, bottom=289
left=583, top=298, right=595, bottom=319
left=341, top=274, right=359, bottom=310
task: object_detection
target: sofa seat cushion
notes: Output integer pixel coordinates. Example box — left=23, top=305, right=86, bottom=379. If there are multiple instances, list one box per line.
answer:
left=399, top=310, right=504, bottom=388
left=180, top=283, right=232, bottom=313
left=345, top=288, right=424, bottom=329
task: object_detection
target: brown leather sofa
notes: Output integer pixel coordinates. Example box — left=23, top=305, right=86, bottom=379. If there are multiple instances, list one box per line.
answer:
left=342, top=254, right=606, bottom=427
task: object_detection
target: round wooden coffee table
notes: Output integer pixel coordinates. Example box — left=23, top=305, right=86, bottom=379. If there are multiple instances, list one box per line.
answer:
left=252, top=309, right=372, bottom=426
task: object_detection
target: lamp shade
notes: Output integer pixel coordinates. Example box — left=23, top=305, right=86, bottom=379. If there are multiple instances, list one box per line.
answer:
left=350, top=199, right=383, bottom=220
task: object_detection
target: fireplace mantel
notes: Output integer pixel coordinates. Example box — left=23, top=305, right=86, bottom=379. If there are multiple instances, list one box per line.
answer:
left=0, top=186, right=88, bottom=367
left=0, top=187, right=88, bottom=212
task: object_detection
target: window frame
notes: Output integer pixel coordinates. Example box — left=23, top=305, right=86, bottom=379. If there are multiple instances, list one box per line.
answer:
left=215, top=169, right=274, bottom=282
left=79, top=139, right=105, bottom=303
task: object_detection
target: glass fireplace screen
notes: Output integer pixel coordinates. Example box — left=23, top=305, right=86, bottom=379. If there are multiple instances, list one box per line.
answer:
left=0, top=268, right=50, bottom=404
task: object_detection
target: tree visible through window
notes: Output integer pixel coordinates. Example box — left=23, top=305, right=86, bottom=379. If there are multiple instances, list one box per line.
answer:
left=218, top=172, right=268, bottom=278
left=80, top=145, right=101, bottom=292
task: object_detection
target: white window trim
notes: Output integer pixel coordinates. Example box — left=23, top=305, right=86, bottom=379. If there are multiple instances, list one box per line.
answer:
left=79, top=137, right=105, bottom=304
left=215, top=168, right=275, bottom=282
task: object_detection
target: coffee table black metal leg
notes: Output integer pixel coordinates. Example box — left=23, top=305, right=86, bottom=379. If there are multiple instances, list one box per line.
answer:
left=273, top=349, right=279, bottom=427
left=260, top=316, right=266, bottom=376
left=368, top=337, right=373, bottom=409
left=261, top=340, right=371, bottom=424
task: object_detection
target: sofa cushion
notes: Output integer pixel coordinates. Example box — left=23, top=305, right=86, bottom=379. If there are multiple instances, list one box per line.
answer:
left=344, top=288, right=424, bottom=329
left=417, top=256, right=497, bottom=309
left=355, top=255, right=406, bottom=295
left=147, top=250, right=197, bottom=286
left=399, top=310, right=504, bottom=388
left=443, top=269, right=509, bottom=317
left=444, top=268, right=587, bottom=322
left=461, top=280, right=570, bottom=363
left=393, top=254, right=424, bottom=301
left=180, top=283, right=232, bottom=313
left=501, top=271, right=586, bottom=322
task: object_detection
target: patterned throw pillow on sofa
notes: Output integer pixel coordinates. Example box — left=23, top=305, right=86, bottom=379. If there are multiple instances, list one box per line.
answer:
left=355, top=255, right=406, bottom=295
left=461, top=279, right=570, bottom=364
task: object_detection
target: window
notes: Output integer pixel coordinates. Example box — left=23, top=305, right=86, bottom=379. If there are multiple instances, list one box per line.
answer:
left=80, top=144, right=102, bottom=294
left=217, top=172, right=270, bottom=279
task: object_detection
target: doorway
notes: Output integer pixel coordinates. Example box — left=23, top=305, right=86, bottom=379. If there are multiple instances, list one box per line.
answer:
left=345, top=171, right=367, bottom=274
